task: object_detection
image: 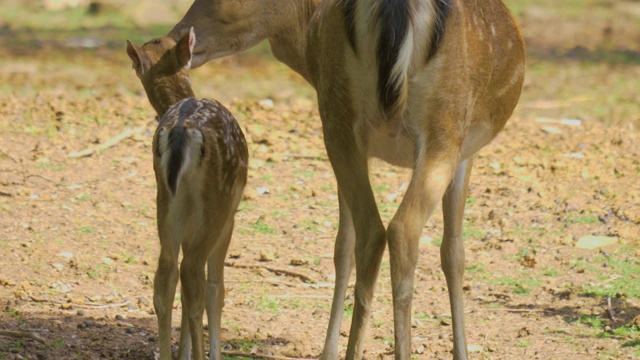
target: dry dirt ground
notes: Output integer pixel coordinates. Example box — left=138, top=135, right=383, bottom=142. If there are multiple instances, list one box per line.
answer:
left=1, top=2, right=640, bottom=360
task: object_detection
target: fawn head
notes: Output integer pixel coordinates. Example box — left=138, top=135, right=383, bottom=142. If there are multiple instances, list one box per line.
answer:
left=126, top=27, right=196, bottom=117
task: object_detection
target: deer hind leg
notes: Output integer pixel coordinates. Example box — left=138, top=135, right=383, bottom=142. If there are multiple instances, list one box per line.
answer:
left=155, top=193, right=181, bottom=360
left=319, top=108, right=386, bottom=360
left=177, top=286, right=193, bottom=360
left=320, top=191, right=356, bottom=360
left=387, top=149, right=458, bottom=359
left=179, top=241, right=210, bottom=360
left=205, top=219, right=234, bottom=360
left=441, top=158, right=473, bottom=360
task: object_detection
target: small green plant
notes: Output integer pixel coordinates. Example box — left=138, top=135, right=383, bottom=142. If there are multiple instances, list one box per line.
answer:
left=294, top=170, right=315, bottom=178
left=3, top=339, right=25, bottom=352
left=45, top=339, right=66, bottom=350
left=431, top=236, right=443, bottom=247
left=343, top=302, right=354, bottom=318
left=542, top=266, right=559, bottom=277
left=372, top=319, right=385, bottom=328
left=516, top=340, right=532, bottom=347
left=79, top=226, right=96, bottom=234
left=248, top=221, right=275, bottom=235
left=257, top=296, right=281, bottom=314
left=568, top=214, right=599, bottom=224
left=229, top=339, right=262, bottom=352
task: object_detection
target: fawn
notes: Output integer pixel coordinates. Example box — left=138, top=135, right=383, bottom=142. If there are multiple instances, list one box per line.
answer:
left=126, top=28, right=248, bottom=360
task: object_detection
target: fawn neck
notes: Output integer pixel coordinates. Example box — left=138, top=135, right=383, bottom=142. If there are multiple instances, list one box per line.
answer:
left=145, top=73, right=195, bottom=118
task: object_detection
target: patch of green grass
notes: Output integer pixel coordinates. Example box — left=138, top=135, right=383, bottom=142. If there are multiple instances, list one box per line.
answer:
left=343, top=302, right=354, bottom=318
left=581, top=248, right=640, bottom=298
left=256, top=296, right=281, bottom=314
left=45, top=339, right=66, bottom=350
left=229, top=339, right=262, bottom=353
left=491, top=274, right=542, bottom=295
left=578, top=315, right=605, bottom=330
left=623, top=338, right=640, bottom=348
left=431, top=236, right=443, bottom=247
left=243, top=220, right=275, bottom=235
left=613, top=325, right=640, bottom=338
left=466, top=263, right=489, bottom=280
left=463, top=227, right=487, bottom=240
left=293, top=170, right=315, bottom=178
left=568, top=214, right=599, bottom=224
left=79, top=226, right=96, bottom=234
left=1, top=339, right=25, bottom=352
left=542, top=266, right=560, bottom=277
left=373, top=184, right=389, bottom=193
left=516, top=340, right=532, bottom=348
left=516, top=248, right=535, bottom=260
left=37, top=162, right=66, bottom=171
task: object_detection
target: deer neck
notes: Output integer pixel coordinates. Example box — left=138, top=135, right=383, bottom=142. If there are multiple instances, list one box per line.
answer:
left=266, top=0, right=319, bottom=85
left=146, top=74, right=195, bottom=118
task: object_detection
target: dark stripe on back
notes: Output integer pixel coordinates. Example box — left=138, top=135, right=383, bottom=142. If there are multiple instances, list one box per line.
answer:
left=429, top=0, right=452, bottom=60
left=343, top=0, right=357, bottom=52
left=377, top=0, right=411, bottom=116
left=166, top=98, right=197, bottom=195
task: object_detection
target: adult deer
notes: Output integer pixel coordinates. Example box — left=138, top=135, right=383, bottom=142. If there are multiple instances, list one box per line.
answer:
left=169, top=0, right=524, bottom=358
left=126, top=29, right=248, bottom=360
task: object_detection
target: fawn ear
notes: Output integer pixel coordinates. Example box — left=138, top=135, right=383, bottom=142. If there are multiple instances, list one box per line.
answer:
left=175, top=26, right=195, bottom=69
left=126, top=40, right=150, bottom=76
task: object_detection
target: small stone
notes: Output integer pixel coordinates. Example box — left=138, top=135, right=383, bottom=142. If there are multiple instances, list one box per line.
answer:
left=83, top=320, right=96, bottom=328
left=137, top=297, right=150, bottom=306
left=258, top=98, right=274, bottom=109
left=126, top=327, right=136, bottom=334
left=259, top=250, right=275, bottom=262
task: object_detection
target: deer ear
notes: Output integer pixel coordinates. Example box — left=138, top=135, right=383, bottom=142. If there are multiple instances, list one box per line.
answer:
left=175, top=27, right=196, bottom=69
left=126, top=40, right=150, bottom=76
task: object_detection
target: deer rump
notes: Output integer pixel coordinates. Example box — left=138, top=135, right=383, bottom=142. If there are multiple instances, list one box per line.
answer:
left=156, top=118, right=203, bottom=197
left=344, top=0, right=451, bottom=119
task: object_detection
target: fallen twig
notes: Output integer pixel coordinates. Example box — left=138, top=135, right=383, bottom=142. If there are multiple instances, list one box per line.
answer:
left=68, top=125, right=147, bottom=158
left=24, top=174, right=65, bottom=187
left=288, top=154, right=328, bottom=161
left=606, top=295, right=617, bottom=321
left=0, top=149, right=17, bottom=163
left=81, top=301, right=131, bottom=309
left=275, top=294, right=331, bottom=299
left=224, top=262, right=314, bottom=283
left=29, top=296, right=130, bottom=309
left=0, top=330, right=46, bottom=344
left=482, top=308, right=544, bottom=313
left=221, top=350, right=315, bottom=360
